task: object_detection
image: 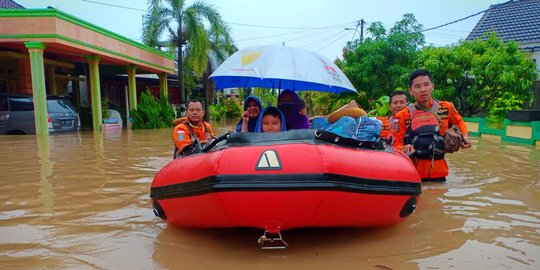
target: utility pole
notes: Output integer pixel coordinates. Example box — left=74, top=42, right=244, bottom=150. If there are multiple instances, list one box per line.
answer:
left=359, top=19, right=365, bottom=43
left=345, top=19, right=365, bottom=44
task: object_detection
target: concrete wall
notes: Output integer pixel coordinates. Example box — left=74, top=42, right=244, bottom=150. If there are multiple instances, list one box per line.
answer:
left=464, top=117, right=540, bottom=146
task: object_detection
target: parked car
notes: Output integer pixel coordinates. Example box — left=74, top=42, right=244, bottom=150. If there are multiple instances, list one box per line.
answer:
left=103, top=109, right=123, bottom=128
left=0, top=93, right=80, bottom=135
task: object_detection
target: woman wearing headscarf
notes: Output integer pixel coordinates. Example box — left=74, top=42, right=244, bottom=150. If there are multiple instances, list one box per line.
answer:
left=277, top=90, right=309, bottom=130
left=235, top=96, right=263, bottom=132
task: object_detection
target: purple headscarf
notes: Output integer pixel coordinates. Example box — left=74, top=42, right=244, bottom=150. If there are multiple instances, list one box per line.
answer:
left=278, top=90, right=309, bottom=130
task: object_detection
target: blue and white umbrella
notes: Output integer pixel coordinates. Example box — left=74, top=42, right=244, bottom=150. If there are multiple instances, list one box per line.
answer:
left=210, top=45, right=357, bottom=94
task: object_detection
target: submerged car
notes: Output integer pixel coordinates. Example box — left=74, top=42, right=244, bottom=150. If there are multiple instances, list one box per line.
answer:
left=0, top=93, right=80, bottom=135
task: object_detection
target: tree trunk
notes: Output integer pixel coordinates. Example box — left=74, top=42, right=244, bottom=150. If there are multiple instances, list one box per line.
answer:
left=209, top=83, right=215, bottom=107
left=177, top=23, right=185, bottom=113
left=203, top=70, right=210, bottom=122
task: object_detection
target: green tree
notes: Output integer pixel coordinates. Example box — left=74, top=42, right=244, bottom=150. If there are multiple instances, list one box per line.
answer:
left=339, top=13, right=424, bottom=109
left=252, top=88, right=278, bottom=108
left=200, top=39, right=236, bottom=121
left=142, top=0, right=233, bottom=108
left=304, top=92, right=364, bottom=116
left=415, top=33, right=537, bottom=117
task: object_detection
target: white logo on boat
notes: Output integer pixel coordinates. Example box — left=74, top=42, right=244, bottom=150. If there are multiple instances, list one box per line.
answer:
left=256, top=150, right=282, bottom=170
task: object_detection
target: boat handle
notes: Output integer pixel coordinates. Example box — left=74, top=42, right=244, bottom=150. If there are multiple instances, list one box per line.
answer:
left=258, top=230, right=289, bottom=250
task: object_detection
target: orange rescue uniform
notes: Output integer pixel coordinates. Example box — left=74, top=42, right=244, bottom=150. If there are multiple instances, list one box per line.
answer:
left=172, top=121, right=215, bottom=154
left=377, top=115, right=399, bottom=142
left=393, top=99, right=469, bottom=181
left=377, top=116, right=390, bottom=138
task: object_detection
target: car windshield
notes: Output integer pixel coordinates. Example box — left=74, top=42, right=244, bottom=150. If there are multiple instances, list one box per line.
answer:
left=47, top=99, right=76, bottom=114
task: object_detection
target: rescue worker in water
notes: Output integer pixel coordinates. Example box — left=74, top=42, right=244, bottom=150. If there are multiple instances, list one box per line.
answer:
left=393, top=69, right=472, bottom=182
left=378, top=90, right=408, bottom=142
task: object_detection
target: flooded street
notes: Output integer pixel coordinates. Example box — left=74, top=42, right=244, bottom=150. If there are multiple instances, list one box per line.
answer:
left=1, top=123, right=539, bottom=270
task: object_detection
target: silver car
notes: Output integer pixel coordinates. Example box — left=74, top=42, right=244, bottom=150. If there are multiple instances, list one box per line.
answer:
left=0, top=93, right=80, bottom=135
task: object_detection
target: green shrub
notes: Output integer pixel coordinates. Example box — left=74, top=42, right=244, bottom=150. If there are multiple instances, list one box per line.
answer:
left=209, top=103, right=227, bottom=121
left=487, top=92, right=523, bottom=129
left=306, top=91, right=365, bottom=116
left=486, top=119, right=504, bottom=130
left=131, top=88, right=174, bottom=129
left=368, top=96, right=390, bottom=117
left=101, top=96, right=111, bottom=119
left=223, top=98, right=242, bottom=119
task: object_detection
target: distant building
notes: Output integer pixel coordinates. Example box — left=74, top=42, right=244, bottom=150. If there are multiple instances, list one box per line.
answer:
left=0, top=0, right=24, bottom=9
left=467, top=0, right=540, bottom=108
left=223, top=88, right=239, bottom=99
left=0, top=2, right=176, bottom=135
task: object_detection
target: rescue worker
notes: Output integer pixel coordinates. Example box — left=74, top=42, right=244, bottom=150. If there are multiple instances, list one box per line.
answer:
left=393, top=69, right=472, bottom=182
left=172, top=100, right=215, bottom=158
left=378, top=90, right=408, bottom=141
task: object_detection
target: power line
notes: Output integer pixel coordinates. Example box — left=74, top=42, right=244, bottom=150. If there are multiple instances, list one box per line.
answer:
left=309, top=30, right=349, bottom=52
left=316, top=30, right=351, bottom=53
left=78, top=0, right=513, bottom=49
left=419, top=0, right=513, bottom=33
left=79, top=0, right=145, bottom=12
left=228, top=21, right=357, bottom=30
left=79, top=0, right=358, bottom=32
left=235, top=22, right=353, bottom=42
left=430, top=28, right=472, bottom=34
left=283, top=27, right=346, bottom=44
left=301, top=28, right=350, bottom=50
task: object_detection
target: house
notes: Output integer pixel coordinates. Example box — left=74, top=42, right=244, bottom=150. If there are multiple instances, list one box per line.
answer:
left=467, top=0, right=540, bottom=108
left=0, top=0, right=176, bottom=136
left=0, top=0, right=23, bottom=9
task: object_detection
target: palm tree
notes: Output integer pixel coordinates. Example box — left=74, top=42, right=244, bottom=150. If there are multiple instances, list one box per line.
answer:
left=142, top=0, right=234, bottom=109
left=201, top=31, right=237, bottom=120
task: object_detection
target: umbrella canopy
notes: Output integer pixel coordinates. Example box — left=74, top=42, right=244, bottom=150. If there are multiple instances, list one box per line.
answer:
left=210, top=45, right=357, bottom=94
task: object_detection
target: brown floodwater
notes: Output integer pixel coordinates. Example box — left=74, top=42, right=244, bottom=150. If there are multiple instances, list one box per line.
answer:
left=1, top=120, right=539, bottom=270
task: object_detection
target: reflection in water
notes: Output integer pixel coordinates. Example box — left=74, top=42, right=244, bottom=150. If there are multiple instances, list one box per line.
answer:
left=37, top=135, right=54, bottom=213
left=0, top=127, right=539, bottom=269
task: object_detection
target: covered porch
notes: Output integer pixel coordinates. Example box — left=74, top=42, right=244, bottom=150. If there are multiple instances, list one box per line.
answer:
left=0, top=8, right=175, bottom=136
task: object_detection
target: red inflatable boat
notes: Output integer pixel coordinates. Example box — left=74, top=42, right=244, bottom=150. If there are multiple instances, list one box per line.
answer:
left=151, top=129, right=421, bottom=248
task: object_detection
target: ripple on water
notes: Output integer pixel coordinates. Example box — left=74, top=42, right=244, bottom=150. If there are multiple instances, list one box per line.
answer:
left=497, top=213, right=540, bottom=226
left=415, top=239, right=540, bottom=269
left=1, top=126, right=539, bottom=269
left=0, top=210, right=26, bottom=220
left=131, top=156, right=171, bottom=172
left=135, top=177, right=153, bottom=183
left=445, top=188, right=481, bottom=197
left=474, top=196, right=525, bottom=206
left=80, top=206, right=155, bottom=226
left=0, top=224, right=53, bottom=245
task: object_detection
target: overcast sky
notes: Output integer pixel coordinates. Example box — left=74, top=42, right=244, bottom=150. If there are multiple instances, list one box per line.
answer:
left=16, top=0, right=510, bottom=60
